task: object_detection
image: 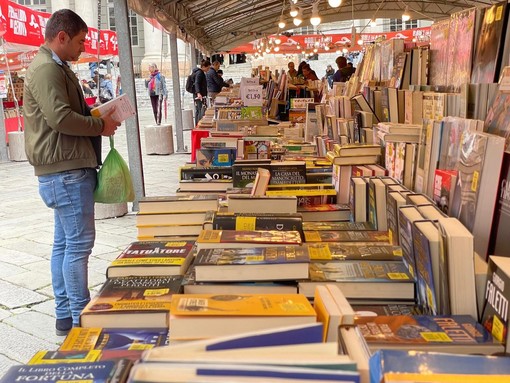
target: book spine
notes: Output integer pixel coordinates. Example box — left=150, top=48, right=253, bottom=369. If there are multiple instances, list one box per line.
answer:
left=213, top=215, right=304, bottom=234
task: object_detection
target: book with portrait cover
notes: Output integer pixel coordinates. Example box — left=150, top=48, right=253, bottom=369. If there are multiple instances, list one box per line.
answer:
left=355, top=315, right=503, bottom=354
left=193, top=246, right=310, bottom=282
left=298, top=260, right=414, bottom=300
left=59, top=327, right=168, bottom=352
left=106, top=240, right=195, bottom=278
left=471, top=1, right=508, bottom=84
left=79, top=275, right=182, bottom=329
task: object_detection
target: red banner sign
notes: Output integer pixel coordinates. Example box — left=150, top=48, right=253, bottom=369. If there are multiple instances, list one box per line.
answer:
left=229, top=27, right=431, bottom=54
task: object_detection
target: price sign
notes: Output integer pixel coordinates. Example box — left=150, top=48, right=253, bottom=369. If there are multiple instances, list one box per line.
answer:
left=240, top=77, right=259, bottom=87
left=242, top=85, right=263, bottom=106
left=290, top=98, right=314, bottom=109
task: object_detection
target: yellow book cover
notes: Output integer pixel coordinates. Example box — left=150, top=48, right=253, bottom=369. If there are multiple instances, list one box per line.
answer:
left=196, top=230, right=302, bottom=246
left=170, top=293, right=316, bottom=317
left=28, top=350, right=102, bottom=364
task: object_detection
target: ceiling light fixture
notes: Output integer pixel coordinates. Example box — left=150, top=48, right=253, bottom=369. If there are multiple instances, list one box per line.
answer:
left=310, top=2, right=321, bottom=26
left=369, top=18, right=377, bottom=27
left=328, top=0, right=342, bottom=8
left=293, top=8, right=303, bottom=26
left=290, top=4, right=298, bottom=17
left=402, top=5, right=411, bottom=21
left=278, top=16, right=286, bottom=29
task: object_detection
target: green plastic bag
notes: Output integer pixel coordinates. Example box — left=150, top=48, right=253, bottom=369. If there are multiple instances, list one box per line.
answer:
left=94, top=136, right=135, bottom=203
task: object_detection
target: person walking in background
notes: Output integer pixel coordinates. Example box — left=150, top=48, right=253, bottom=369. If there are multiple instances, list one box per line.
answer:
left=193, top=59, right=211, bottom=124
left=99, top=73, right=114, bottom=103
left=325, top=64, right=335, bottom=87
left=23, top=9, right=120, bottom=336
left=145, top=63, right=167, bottom=125
left=206, top=60, right=230, bottom=102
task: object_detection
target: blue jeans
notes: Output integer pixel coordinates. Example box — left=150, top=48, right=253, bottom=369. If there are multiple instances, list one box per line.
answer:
left=38, top=168, right=97, bottom=325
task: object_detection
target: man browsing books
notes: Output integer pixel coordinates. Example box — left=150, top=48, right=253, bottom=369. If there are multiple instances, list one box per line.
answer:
left=23, top=9, right=120, bottom=336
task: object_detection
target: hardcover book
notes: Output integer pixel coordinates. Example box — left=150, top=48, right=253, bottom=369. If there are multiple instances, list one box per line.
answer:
left=398, top=205, right=424, bottom=279
left=205, top=212, right=303, bottom=234
left=489, top=151, right=510, bottom=255
left=195, top=229, right=302, bottom=251
left=355, top=314, right=503, bottom=354
left=471, top=1, right=508, bottom=84
left=138, top=195, right=218, bottom=214
left=370, top=349, right=510, bottom=383
left=303, top=230, right=389, bottom=243
left=193, top=246, right=310, bottom=282
left=59, top=327, right=168, bottom=351
left=106, top=240, right=195, bottom=278
left=299, top=260, right=415, bottom=300
left=305, top=242, right=402, bottom=262
left=169, top=293, right=317, bottom=340
left=480, top=255, right=510, bottom=350
left=79, top=275, right=182, bottom=328
left=297, top=203, right=351, bottom=222
left=0, top=360, right=132, bottom=383
left=302, top=221, right=375, bottom=231
left=226, top=195, right=298, bottom=214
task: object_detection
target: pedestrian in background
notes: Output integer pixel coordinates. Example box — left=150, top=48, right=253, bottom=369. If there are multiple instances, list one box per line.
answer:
left=145, top=63, right=167, bottom=125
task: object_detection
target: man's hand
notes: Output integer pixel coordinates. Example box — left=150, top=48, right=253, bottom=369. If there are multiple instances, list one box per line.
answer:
left=100, top=108, right=120, bottom=136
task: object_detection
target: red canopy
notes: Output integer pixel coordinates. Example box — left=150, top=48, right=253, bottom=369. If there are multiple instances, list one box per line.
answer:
left=0, top=0, right=117, bottom=70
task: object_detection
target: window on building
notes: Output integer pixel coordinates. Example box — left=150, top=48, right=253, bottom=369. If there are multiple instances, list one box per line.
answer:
left=387, top=19, right=418, bottom=32
left=16, top=0, right=46, bottom=11
left=107, top=1, right=139, bottom=46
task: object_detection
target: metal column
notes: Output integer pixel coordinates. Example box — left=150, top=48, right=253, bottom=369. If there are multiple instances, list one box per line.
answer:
left=169, top=32, right=185, bottom=152
left=113, top=0, right=145, bottom=209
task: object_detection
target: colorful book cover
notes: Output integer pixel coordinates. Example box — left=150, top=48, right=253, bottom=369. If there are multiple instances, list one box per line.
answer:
left=411, top=221, right=439, bottom=315
left=446, top=8, right=476, bottom=91
left=489, top=152, right=510, bottom=255
left=180, top=166, right=233, bottom=181
left=241, top=106, right=264, bottom=119
left=356, top=315, right=500, bottom=351
left=471, top=1, right=508, bottom=84
left=170, top=293, right=316, bottom=317
left=196, top=148, right=236, bottom=167
left=308, top=261, right=412, bottom=283
left=398, top=205, right=423, bottom=279
left=480, top=256, right=510, bottom=348
left=59, top=327, right=169, bottom=351
left=393, top=142, right=406, bottom=183
left=27, top=350, right=102, bottom=364
left=370, top=349, right=510, bottom=383
left=232, top=163, right=270, bottom=188
left=429, top=18, right=451, bottom=87
left=450, top=131, right=487, bottom=231
left=433, top=169, right=457, bottom=216
left=485, top=90, right=510, bottom=151
left=195, top=246, right=310, bottom=267
left=303, top=230, right=389, bottom=243
left=211, top=212, right=303, bottom=233
left=305, top=242, right=402, bottom=262
left=79, top=276, right=182, bottom=326
left=302, top=221, right=375, bottom=231
left=107, top=241, right=195, bottom=277
left=197, top=230, right=302, bottom=246
left=0, top=360, right=131, bottom=383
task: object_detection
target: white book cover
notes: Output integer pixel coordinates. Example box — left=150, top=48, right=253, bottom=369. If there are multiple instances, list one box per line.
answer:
left=91, top=93, right=136, bottom=122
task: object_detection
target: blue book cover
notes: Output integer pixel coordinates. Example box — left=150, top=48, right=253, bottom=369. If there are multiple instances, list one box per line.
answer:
left=0, top=360, right=130, bottom=382
left=370, top=349, right=510, bottom=383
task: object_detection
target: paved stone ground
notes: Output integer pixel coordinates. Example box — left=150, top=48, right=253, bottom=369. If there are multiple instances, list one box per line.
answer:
left=0, top=107, right=193, bottom=375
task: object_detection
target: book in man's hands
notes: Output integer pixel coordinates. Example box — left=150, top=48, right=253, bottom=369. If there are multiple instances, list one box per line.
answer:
left=79, top=275, right=182, bottom=329
left=194, top=246, right=310, bottom=282
left=90, top=93, right=135, bottom=122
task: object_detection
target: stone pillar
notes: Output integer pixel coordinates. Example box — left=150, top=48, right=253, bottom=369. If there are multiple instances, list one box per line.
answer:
left=74, top=0, right=97, bottom=27
left=140, top=19, right=170, bottom=77
left=49, top=0, right=71, bottom=12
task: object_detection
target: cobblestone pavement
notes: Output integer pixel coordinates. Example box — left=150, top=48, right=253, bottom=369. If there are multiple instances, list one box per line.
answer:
left=0, top=108, right=192, bottom=374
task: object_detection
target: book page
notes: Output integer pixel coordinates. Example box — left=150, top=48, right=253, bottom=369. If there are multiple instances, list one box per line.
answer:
left=91, top=93, right=136, bottom=123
